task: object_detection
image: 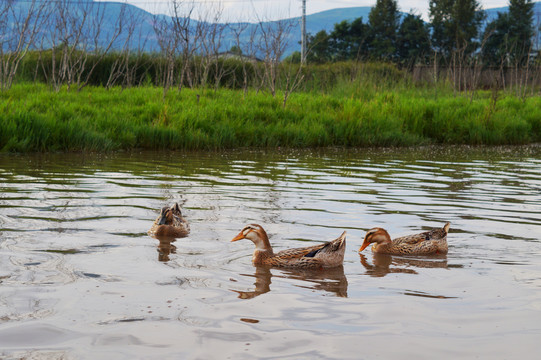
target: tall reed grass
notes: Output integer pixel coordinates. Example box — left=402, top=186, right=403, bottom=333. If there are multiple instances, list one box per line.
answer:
left=1, top=82, right=540, bottom=152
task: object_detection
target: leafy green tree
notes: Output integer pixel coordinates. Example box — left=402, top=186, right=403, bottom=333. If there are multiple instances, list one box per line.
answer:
left=507, top=0, right=535, bottom=64
left=482, top=0, right=534, bottom=66
left=328, top=18, right=371, bottom=61
left=348, top=17, right=372, bottom=60
left=481, top=12, right=511, bottom=65
left=284, top=51, right=301, bottom=63
left=429, top=0, right=453, bottom=55
left=229, top=45, right=242, bottom=55
left=429, top=0, right=485, bottom=59
left=368, top=0, right=400, bottom=60
left=306, top=30, right=331, bottom=63
left=396, top=13, right=431, bottom=68
left=329, top=20, right=353, bottom=61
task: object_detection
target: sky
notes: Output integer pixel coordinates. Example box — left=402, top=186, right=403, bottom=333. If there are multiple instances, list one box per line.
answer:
left=98, top=0, right=514, bottom=22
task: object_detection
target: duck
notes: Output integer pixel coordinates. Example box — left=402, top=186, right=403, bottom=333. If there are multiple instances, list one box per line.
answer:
left=148, top=203, right=190, bottom=238
left=358, top=222, right=450, bottom=255
left=231, top=224, right=346, bottom=269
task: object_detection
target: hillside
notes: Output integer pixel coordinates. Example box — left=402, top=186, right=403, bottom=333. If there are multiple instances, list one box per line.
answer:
left=3, top=1, right=541, bottom=56
left=484, top=2, right=541, bottom=21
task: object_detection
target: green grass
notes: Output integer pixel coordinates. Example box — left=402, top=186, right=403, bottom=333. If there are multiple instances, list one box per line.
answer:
left=1, top=82, right=540, bottom=152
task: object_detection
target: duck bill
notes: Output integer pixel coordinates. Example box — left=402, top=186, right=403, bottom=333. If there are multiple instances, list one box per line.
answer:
left=231, top=232, right=245, bottom=242
left=358, top=239, right=370, bottom=252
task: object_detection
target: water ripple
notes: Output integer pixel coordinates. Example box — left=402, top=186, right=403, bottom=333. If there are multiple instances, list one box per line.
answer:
left=1, top=147, right=541, bottom=359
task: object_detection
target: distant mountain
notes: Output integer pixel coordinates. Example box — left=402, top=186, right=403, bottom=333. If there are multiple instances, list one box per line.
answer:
left=3, top=1, right=541, bottom=56
left=2, top=2, right=379, bottom=56
left=3, top=1, right=158, bottom=51
left=484, top=5, right=512, bottom=20
left=303, top=7, right=373, bottom=34
left=484, top=2, right=541, bottom=22
left=221, top=7, right=376, bottom=56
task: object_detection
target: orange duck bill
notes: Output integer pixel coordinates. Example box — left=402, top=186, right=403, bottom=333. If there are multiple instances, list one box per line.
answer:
left=358, top=238, right=370, bottom=252
left=231, top=231, right=246, bottom=242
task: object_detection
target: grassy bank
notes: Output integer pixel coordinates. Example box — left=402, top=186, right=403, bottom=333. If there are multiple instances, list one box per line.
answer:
left=1, top=83, right=540, bottom=152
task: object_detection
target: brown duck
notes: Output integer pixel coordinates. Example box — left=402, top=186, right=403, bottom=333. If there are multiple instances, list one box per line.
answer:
left=359, top=222, right=450, bottom=255
left=231, top=224, right=346, bottom=269
left=148, top=203, right=190, bottom=238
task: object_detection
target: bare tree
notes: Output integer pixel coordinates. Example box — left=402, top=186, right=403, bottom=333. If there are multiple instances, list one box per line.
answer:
left=466, top=32, right=492, bottom=102
left=256, top=18, right=295, bottom=97
left=126, top=35, right=152, bottom=88
left=106, top=8, right=145, bottom=89
left=246, top=23, right=267, bottom=94
left=195, top=10, right=216, bottom=88
left=105, top=7, right=140, bottom=90
left=42, top=0, right=90, bottom=91
left=0, top=0, right=48, bottom=90
left=153, top=9, right=179, bottom=96
left=281, top=60, right=305, bottom=108
left=153, top=0, right=199, bottom=96
left=75, top=2, right=126, bottom=91
left=195, top=4, right=227, bottom=91
left=209, top=21, right=231, bottom=92
left=171, top=0, right=199, bottom=91
left=228, top=21, right=251, bottom=95
left=38, top=1, right=124, bottom=91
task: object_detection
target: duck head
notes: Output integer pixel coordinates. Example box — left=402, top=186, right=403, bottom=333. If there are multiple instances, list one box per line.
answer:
left=171, top=203, right=182, bottom=217
left=359, top=227, right=392, bottom=252
left=157, top=206, right=173, bottom=225
left=157, top=203, right=183, bottom=225
left=231, top=224, right=272, bottom=252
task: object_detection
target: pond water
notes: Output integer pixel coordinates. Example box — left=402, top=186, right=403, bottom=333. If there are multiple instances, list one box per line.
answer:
left=1, top=147, right=540, bottom=359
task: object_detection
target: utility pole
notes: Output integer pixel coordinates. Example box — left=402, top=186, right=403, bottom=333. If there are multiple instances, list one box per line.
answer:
left=301, top=0, right=306, bottom=63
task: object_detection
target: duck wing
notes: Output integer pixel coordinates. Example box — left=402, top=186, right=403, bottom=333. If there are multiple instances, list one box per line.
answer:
left=393, top=222, right=450, bottom=245
left=270, top=232, right=347, bottom=268
left=172, top=214, right=190, bottom=232
left=273, top=242, right=329, bottom=260
left=304, top=233, right=347, bottom=258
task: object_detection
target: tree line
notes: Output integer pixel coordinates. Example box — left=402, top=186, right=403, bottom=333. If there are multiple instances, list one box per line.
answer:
left=305, top=0, right=539, bottom=68
left=1, top=0, right=540, bottom=98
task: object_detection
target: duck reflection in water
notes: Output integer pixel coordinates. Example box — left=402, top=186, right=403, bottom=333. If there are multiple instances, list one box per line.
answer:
left=233, top=265, right=348, bottom=299
left=359, top=252, right=449, bottom=277
left=233, top=267, right=272, bottom=299
left=154, top=235, right=177, bottom=262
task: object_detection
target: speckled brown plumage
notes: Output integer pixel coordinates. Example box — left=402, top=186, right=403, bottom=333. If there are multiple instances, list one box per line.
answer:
left=359, top=222, right=450, bottom=255
left=148, top=203, right=190, bottom=238
left=231, top=224, right=346, bottom=269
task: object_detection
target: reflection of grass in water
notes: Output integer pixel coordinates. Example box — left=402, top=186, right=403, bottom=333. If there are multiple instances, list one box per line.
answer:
left=403, top=290, right=459, bottom=299
left=1, top=82, right=540, bottom=152
left=39, top=249, right=82, bottom=254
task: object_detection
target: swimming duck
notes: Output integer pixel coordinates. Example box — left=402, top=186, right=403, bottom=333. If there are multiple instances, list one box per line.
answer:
left=231, top=224, right=346, bottom=269
left=148, top=203, right=190, bottom=238
left=359, top=222, right=450, bottom=255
